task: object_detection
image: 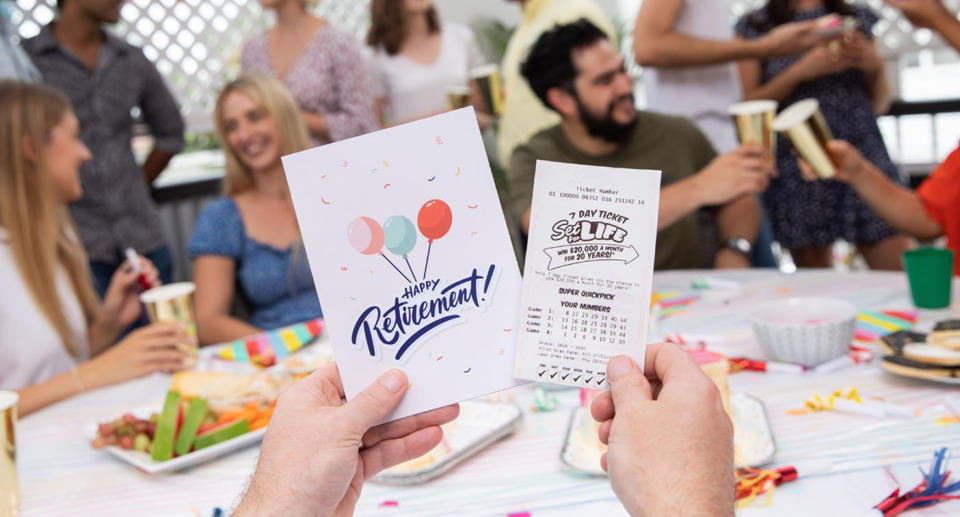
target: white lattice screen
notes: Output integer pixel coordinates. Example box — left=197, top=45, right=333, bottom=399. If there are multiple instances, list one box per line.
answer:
left=9, top=0, right=960, bottom=133
left=10, top=0, right=371, bottom=133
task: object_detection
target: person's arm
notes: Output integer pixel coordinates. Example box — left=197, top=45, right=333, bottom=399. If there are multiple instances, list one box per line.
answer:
left=713, top=194, right=760, bottom=269
left=17, top=323, right=193, bottom=417
left=797, top=140, right=942, bottom=240
left=633, top=0, right=820, bottom=67
left=137, top=50, right=185, bottom=184
left=885, top=0, right=960, bottom=52
left=507, top=145, right=537, bottom=235
left=301, top=111, right=329, bottom=140
left=192, top=255, right=261, bottom=346
left=863, top=41, right=892, bottom=114
left=319, top=35, right=380, bottom=141
left=659, top=144, right=771, bottom=230
left=87, top=255, right=160, bottom=354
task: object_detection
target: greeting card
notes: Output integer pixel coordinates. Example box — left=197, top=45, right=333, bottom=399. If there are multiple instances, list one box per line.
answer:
left=282, top=108, right=524, bottom=421
left=514, top=160, right=660, bottom=388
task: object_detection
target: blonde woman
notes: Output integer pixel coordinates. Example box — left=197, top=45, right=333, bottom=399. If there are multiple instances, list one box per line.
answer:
left=0, top=81, right=194, bottom=416
left=189, top=74, right=322, bottom=346
left=240, top=0, right=379, bottom=144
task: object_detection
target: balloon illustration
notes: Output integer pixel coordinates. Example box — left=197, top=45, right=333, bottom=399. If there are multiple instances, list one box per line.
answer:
left=347, top=216, right=410, bottom=283
left=347, top=216, right=384, bottom=255
left=383, top=215, right=419, bottom=281
left=417, top=199, right=453, bottom=278
left=418, top=199, right=453, bottom=241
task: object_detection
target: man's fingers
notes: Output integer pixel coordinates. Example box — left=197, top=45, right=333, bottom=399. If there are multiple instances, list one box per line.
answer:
left=340, top=369, right=409, bottom=435
left=590, top=391, right=614, bottom=422
left=597, top=419, right=611, bottom=445
left=360, top=426, right=443, bottom=479
left=643, top=342, right=702, bottom=387
left=600, top=452, right=608, bottom=473
left=361, top=404, right=459, bottom=449
left=607, top=355, right=653, bottom=410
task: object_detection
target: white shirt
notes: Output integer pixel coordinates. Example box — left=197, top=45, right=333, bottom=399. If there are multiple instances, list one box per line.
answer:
left=0, top=227, right=90, bottom=390
left=370, top=23, right=485, bottom=124
left=643, top=0, right=742, bottom=152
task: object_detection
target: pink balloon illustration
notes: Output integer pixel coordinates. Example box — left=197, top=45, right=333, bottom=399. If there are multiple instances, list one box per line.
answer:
left=347, top=217, right=384, bottom=255
left=347, top=216, right=410, bottom=282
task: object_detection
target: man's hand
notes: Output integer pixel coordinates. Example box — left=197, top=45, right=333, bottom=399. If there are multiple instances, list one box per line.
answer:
left=758, top=20, right=823, bottom=57
left=693, top=144, right=773, bottom=206
left=235, top=366, right=459, bottom=517
left=884, top=0, right=953, bottom=29
left=591, top=346, right=734, bottom=517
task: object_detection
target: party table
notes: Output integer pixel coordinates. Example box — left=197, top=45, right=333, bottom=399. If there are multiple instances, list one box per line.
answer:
left=17, top=269, right=960, bottom=516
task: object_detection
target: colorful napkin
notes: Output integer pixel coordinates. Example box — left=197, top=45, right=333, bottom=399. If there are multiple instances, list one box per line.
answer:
left=855, top=310, right=917, bottom=342
left=217, top=319, right=324, bottom=368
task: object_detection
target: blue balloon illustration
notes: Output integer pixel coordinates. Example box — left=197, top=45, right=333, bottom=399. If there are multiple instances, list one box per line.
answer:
left=383, top=215, right=418, bottom=257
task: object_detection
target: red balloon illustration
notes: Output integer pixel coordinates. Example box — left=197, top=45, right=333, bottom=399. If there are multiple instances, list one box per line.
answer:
left=418, top=199, right=453, bottom=278
left=417, top=199, right=452, bottom=242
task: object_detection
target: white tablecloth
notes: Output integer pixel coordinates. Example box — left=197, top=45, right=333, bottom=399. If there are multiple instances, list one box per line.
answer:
left=16, top=270, right=960, bottom=516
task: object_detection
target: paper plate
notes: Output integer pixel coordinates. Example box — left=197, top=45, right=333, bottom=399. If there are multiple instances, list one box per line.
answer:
left=374, top=401, right=522, bottom=485
left=88, top=406, right=265, bottom=474
left=880, top=356, right=960, bottom=385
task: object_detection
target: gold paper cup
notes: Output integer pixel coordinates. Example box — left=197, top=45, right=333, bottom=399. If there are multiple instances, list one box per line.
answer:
left=729, top=100, right=778, bottom=157
left=139, top=282, right=198, bottom=341
left=773, top=99, right=836, bottom=179
left=445, top=86, right=472, bottom=111
left=469, top=64, right=504, bottom=115
left=0, top=391, right=19, bottom=517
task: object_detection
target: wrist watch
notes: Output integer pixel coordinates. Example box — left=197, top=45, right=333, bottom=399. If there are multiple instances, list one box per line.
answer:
left=723, top=237, right=752, bottom=256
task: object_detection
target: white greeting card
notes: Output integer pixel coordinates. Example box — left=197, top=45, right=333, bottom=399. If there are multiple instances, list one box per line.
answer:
left=283, top=108, right=524, bottom=421
left=514, top=160, right=660, bottom=389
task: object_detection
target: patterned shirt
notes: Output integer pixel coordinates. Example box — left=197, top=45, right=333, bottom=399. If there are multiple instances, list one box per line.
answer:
left=241, top=24, right=379, bottom=145
left=23, top=25, right=184, bottom=262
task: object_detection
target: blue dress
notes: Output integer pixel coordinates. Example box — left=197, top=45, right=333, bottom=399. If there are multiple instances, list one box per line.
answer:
left=736, top=6, right=901, bottom=249
left=188, top=197, right=322, bottom=330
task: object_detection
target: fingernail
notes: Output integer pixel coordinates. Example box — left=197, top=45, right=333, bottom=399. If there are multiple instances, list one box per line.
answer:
left=608, top=356, right=633, bottom=381
left=380, top=369, right=406, bottom=393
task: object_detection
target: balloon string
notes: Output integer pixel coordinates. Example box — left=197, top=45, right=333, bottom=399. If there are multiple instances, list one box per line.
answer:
left=381, top=253, right=411, bottom=283
left=423, top=240, right=433, bottom=279
left=404, top=255, right=418, bottom=282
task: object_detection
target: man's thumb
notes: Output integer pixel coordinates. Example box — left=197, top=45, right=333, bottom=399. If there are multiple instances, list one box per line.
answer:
left=607, top=355, right=653, bottom=409
left=341, top=369, right=408, bottom=435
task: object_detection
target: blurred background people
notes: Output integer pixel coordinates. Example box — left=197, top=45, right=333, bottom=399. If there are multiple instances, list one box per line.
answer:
left=635, top=0, right=820, bottom=153
left=0, top=81, right=194, bottom=416
left=0, top=0, right=40, bottom=81
left=792, top=1, right=960, bottom=276
left=189, top=74, right=322, bottom=346
left=22, top=0, right=185, bottom=296
left=241, top=0, right=379, bottom=144
left=735, top=0, right=911, bottom=270
left=366, top=0, right=486, bottom=126
left=497, top=0, right=617, bottom=169
left=509, top=20, right=770, bottom=271
left=634, top=0, right=823, bottom=269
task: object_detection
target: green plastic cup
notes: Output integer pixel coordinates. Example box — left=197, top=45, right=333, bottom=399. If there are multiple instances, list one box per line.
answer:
left=903, top=248, right=954, bottom=309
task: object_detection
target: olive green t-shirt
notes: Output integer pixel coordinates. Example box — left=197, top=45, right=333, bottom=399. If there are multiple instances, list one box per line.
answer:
left=507, top=111, right=717, bottom=270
